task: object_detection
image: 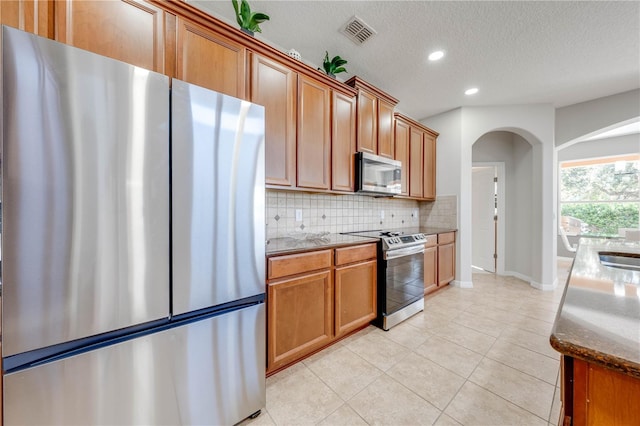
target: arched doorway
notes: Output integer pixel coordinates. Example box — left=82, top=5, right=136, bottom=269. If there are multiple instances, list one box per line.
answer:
left=471, top=130, right=536, bottom=283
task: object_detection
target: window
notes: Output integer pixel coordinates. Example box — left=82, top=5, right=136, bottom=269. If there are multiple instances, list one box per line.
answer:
left=560, top=155, right=639, bottom=237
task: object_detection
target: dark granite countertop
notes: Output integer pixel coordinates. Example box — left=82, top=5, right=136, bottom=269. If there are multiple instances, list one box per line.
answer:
left=266, top=233, right=379, bottom=256
left=418, top=227, right=457, bottom=236
left=550, top=238, right=640, bottom=378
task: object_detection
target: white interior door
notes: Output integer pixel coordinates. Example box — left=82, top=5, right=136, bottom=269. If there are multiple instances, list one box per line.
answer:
left=472, top=166, right=496, bottom=272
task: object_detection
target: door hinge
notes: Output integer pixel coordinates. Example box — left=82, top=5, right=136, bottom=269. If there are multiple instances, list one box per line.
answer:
left=493, top=253, right=498, bottom=259
left=494, top=176, right=498, bottom=182
left=494, top=215, right=498, bottom=221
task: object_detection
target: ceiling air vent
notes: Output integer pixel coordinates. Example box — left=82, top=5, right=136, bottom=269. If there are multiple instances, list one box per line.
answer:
left=342, top=16, right=377, bottom=45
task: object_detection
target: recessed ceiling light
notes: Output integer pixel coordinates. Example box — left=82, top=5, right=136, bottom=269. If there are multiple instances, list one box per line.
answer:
left=465, top=88, right=479, bottom=95
left=428, top=50, right=445, bottom=61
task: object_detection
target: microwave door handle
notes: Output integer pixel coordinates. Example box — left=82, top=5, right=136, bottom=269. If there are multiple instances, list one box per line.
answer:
left=384, top=245, right=426, bottom=260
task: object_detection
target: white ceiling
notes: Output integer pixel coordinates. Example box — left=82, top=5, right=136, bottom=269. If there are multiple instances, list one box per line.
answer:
left=189, top=0, right=640, bottom=121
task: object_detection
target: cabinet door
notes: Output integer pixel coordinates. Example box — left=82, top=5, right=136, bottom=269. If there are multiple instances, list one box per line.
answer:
left=250, top=54, right=297, bottom=187
left=55, top=0, right=167, bottom=73
left=176, top=17, right=246, bottom=98
left=438, top=242, right=455, bottom=286
left=423, top=133, right=436, bottom=200
left=356, top=89, right=377, bottom=154
left=297, top=75, right=331, bottom=190
left=267, top=271, right=333, bottom=372
left=394, top=119, right=410, bottom=196
left=424, top=245, right=438, bottom=295
left=334, top=260, right=376, bottom=338
left=409, top=128, right=424, bottom=198
left=377, top=99, right=395, bottom=159
left=332, top=91, right=356, bottom=192
left=1, top=0, right=52, bottom=37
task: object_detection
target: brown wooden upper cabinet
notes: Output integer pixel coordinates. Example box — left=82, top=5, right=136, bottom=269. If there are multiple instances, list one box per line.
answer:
left=423, top=132, right=437, bottom=200
left=250, top=53, right=297, bottom=187
left=297, top=75, right=331, bottom=190
left=409, top=128, right=424, bottom=198
left=395, top=113, right=439, bottom=200
left=332, top=92, right=357, bottom=192
left=251, top=53, right=356, bottom=191
left=0, top=0, right=53, bottom=37
left=55, top=0, right=170, bottom=75
left=176, top=17, right=246, bottom=98
left=346, top=77, right=398, bottom=159
left=394, top=118, right=410, bottom=196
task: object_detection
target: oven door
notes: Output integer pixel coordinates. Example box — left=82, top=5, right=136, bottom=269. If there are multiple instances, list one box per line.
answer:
left=382, top=245, right=425, bottom=316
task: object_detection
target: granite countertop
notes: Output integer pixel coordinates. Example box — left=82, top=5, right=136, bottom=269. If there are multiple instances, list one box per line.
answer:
left=266, top=233, right=379, bottom=256
left=550, top=238, right=640, bottom=378
left=418, top=227, right=457, bottom=235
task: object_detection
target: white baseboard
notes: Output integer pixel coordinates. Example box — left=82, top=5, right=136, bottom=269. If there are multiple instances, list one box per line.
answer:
left=503, top=270, right=531, bottom=283
left=452, top=280, right=473, bottom=288
left=530, top=278, right=558, bottom=291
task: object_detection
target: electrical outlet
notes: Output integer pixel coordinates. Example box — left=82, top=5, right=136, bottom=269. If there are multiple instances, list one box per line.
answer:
left=413, top=209, right=419, bottom=218
left=380, top=210, right=385, bottom=219
left=295, top=209, right=303, bottom=222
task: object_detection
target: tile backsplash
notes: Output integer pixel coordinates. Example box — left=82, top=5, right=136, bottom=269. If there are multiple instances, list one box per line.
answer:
left=265, top=190, right=457, bottom=239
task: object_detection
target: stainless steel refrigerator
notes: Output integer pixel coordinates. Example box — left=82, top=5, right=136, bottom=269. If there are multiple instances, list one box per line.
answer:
left=1, top=26, right=266, bottom=425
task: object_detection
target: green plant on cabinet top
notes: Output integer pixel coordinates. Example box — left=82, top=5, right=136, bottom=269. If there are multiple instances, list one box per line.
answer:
left=231, top=0, right=269, bottom=35
left=321, top=51, right=347, bottom=78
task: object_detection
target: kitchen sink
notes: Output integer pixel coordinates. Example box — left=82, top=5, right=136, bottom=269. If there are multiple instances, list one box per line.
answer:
left=598, top=252, right=640, bottom=271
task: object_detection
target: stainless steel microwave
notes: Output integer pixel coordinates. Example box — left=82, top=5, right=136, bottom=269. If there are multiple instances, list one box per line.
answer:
left=355, top=152, right=402, bottom=196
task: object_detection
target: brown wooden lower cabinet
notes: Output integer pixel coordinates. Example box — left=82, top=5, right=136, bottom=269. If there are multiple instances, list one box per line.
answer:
left=437, top=232, right=456, bottom=286
left=266, top=243, right=376, bottom=374
left=561, top=356, right=640, bottom=426
left=423, top=236, right=438, bottom=295
left=424, top=232, right=456, bottom=294
left=267, top=270, right=333, bottom=372
left=334, top=259, right=376, bottom=338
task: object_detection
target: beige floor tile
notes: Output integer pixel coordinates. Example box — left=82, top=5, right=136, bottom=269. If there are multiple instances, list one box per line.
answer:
left=486, top=339, right=560, bottom=385
left=509, top=314, right=555, bottom=337
left=518, top=304, right=559, bottom=323
left=304, top=345, right=383, bottom=400
left=414, top=335, right=483, bottom=378
left=383, top=320, right=431, bottom=349
left=266, top=363, right=343, bottom=425
left=238, top=409, right=276, bottom=426
left=549, top=387, right=561, bottom=424
left=335, top=325, right=376, bottom=347
left=318, top=404, right=368, bottom=426
left=464, top=303, right=515, bottom=323
left=387, top=352, right=465, bottom=410
left=469, top=358, right=555, bottom=419
left=433, top=322, right=497, bottom=354
left=348, top=375, right=441, bottom=425
left=452, top=311, right=505, bottom=337
left=500, top=326, right=560, bottom=359
left=434, top=413, right=462, bottom=425
left=344, top=329, right=411, bottom=371
left=406, top=310, right=453, bottom=331
left=423, top=303, right=465, bottom=321
left=444, top=381, right=547, bottom=426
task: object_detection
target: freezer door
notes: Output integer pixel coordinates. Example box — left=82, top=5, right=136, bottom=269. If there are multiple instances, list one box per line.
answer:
left=171, top=79, right=266, bottom=315
left=3, top=303, right=266, bottom=426
left=1, top=27, right=170, bottom=357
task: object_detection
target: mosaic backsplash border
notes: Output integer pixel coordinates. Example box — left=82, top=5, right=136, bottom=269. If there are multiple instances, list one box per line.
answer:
left=265, top=190, right=457, bottom=239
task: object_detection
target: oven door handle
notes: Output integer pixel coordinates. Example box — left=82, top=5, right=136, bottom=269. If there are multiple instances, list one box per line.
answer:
left=384, top=244, right=425, bottom=260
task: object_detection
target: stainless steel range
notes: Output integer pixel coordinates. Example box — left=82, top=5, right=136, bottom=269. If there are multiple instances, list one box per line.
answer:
left=343, top=229, right=427, bottom=330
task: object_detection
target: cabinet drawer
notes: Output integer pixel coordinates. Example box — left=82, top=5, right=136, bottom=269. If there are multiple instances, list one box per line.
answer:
left=438, top=232, right=455, bottom=245
left=335, top=243, right=377, bottom=266
left=424, top=235, right=438, bottom=248
left=268, top=249, right=332, bottom=279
